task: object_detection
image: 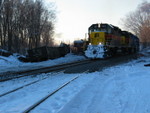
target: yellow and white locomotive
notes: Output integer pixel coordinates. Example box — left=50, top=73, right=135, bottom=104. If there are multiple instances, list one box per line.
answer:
left=85, top=23, right=139, bottom=59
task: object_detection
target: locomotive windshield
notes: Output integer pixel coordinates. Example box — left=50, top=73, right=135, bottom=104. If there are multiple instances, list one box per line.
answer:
left=88, top=24, right=112, bottom=33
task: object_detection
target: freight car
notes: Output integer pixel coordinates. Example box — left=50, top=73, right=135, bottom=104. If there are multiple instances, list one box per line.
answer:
left=0, top=49, right=12, bottom=57
left=85, top=23, right=139, bottom=59
left=71, top=40, right=88, bottom=54
left=27, top=44, right=70, bottom=62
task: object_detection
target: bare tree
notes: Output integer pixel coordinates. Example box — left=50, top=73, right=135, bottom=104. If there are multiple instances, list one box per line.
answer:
left=0, top=0, right=2, bottom=48
left=0, top=0, right=56, bottom=54
left=121, top=1, right=150, bottom=47
left=41, top=21, right=54, bottom=46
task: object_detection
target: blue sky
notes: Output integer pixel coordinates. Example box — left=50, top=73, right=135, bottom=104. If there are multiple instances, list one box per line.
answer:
left=46, top=0, right=145, bottom=44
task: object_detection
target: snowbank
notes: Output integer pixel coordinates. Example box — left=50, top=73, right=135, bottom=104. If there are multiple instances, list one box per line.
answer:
left=0, top=53, right=86, bottom=73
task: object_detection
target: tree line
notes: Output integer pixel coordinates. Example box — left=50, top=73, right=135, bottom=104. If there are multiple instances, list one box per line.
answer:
left=0, top=0, right=56, bottom=54
left=122, top=1, right=150, bottom=48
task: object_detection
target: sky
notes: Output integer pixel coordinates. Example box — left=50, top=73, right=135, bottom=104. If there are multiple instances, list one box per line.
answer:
left=45, top=0, right=145, bottom=44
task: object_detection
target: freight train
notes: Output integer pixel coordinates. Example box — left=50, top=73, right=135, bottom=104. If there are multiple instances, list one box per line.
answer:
left=85, top=23, right=139, bottom=59
left=71, top=40, right=88, bottom=54
left=27, top=43, right=70, bottom=62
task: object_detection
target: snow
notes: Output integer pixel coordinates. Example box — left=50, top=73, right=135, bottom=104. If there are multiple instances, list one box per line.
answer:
left=0, top=53, right=86, bottom=73
left=0, top=49, right=150, bottom=113
left=85, top=44, right=105, bottom=58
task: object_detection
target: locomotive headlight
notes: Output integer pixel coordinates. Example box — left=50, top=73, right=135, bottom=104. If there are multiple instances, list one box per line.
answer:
left=99, top=42, right=102, bottom=45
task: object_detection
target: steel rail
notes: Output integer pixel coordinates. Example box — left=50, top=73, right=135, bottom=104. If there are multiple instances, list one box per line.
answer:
left=0, top=72, right=63, bottom=98
left=22, top=75, right=80, bottom=113
left=0, top=59, right=91, bottom=82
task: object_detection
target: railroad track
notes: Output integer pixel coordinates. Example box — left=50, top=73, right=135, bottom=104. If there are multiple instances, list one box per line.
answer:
left=0, top=72, right=82, bottom=113
left=0, top=59, right=91, bottom=82
left=22, top=75, right=81, bottom=113
left=0, top=72, right=62, bottom=98
left=0, top=53, right=139, bottom=82
left=0, top=54, right=140, bottom=112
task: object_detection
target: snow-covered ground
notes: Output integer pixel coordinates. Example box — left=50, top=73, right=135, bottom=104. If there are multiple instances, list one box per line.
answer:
left=0, top=53, right=86, bottom=73
left=0, top=49, right=150, bottom=113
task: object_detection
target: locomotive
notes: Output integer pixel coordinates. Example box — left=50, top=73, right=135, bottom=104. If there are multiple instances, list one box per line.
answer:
left=85, top=23, right=139, bottom=59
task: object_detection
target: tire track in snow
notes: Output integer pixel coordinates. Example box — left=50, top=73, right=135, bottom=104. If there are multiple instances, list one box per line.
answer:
left=113, top=70, right=150, bottom=113
left=58, top=74, right=116, bottom=113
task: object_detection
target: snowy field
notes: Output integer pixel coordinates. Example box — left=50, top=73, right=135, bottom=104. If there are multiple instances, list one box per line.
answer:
left=0, top=49, right=150, bottom=113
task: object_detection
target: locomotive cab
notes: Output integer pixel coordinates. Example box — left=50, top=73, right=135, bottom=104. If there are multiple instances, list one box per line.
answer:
left=88, top=24, right=113, bottom=45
